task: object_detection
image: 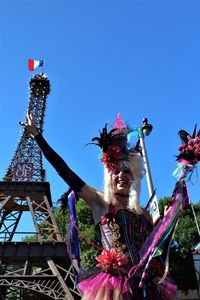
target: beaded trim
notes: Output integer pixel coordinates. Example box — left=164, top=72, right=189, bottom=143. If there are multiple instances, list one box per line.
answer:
left=108, top=220, right=126, bottom=252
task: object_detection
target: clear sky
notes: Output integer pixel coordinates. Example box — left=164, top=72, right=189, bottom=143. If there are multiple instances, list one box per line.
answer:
left=0, top=0, right=199, bottom=235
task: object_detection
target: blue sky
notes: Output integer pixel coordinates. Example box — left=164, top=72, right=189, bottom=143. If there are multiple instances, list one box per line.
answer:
left=0, top=0, right=199, bottom=235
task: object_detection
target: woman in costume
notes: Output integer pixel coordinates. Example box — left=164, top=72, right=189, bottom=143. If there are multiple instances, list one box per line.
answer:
left=20, top=113, right=181, bottom=300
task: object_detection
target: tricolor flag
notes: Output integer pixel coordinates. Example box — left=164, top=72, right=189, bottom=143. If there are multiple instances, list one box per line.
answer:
left=28, top=59, right=45, bottom=71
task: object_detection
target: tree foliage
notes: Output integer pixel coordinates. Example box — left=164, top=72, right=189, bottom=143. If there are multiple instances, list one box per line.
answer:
left=158, top=197, right=200, bottom=292
left=54, top=199, right=99, bottom=270
left=158, top=197, right=200, bottom=253
left=174, top=202, right=200, bottom=253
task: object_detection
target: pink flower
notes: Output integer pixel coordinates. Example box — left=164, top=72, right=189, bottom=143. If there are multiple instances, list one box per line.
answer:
left=96, top=249, right=128, bottom=273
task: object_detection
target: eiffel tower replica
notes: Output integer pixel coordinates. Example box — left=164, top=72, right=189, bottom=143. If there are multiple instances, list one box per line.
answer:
left=0, top=73, right=82, bottom=300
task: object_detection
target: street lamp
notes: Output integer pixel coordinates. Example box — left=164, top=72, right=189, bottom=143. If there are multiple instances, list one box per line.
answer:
left=139, top=118, right=160, bottom=223
left=139, top=118, right=154, bottom=197
left=141, top=118, right=153, bottom=137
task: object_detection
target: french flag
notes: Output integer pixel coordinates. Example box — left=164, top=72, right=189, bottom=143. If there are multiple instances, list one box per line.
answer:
left=28, top=59, right=45, bottom=71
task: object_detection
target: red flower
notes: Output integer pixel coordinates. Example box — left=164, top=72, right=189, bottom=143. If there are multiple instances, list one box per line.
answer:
left=96, top=249, right=128, bottom=273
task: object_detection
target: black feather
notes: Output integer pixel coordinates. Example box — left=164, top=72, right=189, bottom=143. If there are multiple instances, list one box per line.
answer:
left=87, top=124, right=119, bottom=150
left=57, top=189, right=79, bottom=212
left=57, top=189, right=71, bottom=212
left=178, top=130, right=190, bottom=143
left=192, top=124, right=197, bottom=139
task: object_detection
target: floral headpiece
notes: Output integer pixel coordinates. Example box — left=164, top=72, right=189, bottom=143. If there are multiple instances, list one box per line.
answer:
left=173, top=125, right=200, bottom=179
left=176, top=125, right=200, bottom=165
left=90, top=114, right=141, bottom=172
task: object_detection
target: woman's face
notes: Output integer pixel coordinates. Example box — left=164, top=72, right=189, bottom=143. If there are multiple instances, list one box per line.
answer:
left=111, top=164, right=133, bottom=195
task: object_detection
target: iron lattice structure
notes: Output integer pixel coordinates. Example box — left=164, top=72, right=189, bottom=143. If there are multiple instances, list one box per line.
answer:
left=0, top=242, right=81, bottom=300
left=0, top=73, right=81, bottom=299
left=4, top=73, right=50, bottom=182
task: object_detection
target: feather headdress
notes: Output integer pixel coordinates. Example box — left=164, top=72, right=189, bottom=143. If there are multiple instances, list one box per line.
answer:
left=90, top=114, right=141, bottom=172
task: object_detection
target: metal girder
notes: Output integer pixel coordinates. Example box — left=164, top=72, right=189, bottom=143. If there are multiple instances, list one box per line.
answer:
left=0, top=276, right=70, bottom=299
left=0, top=210, right=22, bottom=241
left=0, top=242, right=82, bottom=299
left=0, top=181, right=61, bottom=242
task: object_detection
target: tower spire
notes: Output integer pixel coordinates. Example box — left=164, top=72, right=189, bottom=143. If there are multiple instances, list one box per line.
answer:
left=3, top=73, right=50, bottom=182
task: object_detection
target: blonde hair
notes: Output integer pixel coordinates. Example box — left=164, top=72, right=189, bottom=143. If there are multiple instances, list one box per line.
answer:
left=104, top=153, right=144, bottom=215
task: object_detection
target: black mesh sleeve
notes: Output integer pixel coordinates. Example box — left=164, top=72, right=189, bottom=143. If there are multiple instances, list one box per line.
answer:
left=35, top=133, right=85, bottom=192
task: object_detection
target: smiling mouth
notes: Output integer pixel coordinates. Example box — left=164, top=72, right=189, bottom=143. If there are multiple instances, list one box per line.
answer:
left=118, top=180, right=128, bottom=186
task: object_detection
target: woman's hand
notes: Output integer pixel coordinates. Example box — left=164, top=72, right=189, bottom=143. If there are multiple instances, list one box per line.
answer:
left=164, top=204, right=184, bottom=217
left=164, top=204, right=171, bottom=216
left=19, top=112, right=39, bottom=138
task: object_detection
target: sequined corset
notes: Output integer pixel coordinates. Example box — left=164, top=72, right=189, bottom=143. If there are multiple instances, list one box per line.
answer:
left=99, top=209, right=152, bottom=270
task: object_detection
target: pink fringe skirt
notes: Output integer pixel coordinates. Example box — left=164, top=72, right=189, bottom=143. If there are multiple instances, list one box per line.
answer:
left=78, top=271, right=177, bottom=300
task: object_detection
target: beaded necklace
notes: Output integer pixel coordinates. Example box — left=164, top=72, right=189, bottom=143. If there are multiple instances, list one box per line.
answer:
left=114, top=193, right=129, bottom=208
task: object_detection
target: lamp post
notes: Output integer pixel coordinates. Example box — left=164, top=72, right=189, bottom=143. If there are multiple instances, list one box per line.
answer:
left=139, top=118, right=154, bottom=196
left=139, top=118, right=160, bottom=223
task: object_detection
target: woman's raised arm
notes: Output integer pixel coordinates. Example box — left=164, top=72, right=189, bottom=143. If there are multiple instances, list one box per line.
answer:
left=19, top=112, right=104, bottom=208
